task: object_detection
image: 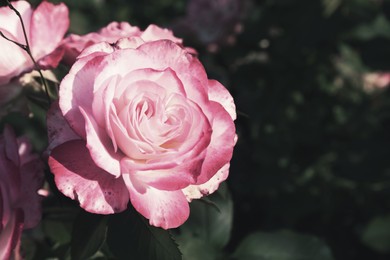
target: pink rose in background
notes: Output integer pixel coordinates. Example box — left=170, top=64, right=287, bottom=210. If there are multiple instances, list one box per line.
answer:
left=173, top=0, right=248, bottom=51
left=0, top=126, right=44, bottom=259
left=61, top=22, right=185, bottom=65
left=363, top=72, right=390, bottom=92
left=48, top=36, right=236, bottom=229
left=0, top=0, right=69, bottom=85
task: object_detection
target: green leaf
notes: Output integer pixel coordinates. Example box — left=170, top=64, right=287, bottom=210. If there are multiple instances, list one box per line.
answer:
left=180, top=183, right=233, bottom=249
left=106, top=206, right=182, bottom=260
left=175, top=237, right=219, bottom=260
left=43, top=219, right=72, bottom=246
left=322, top=0, right=341, bottom=16
left=232, top=230, right=334, bottom=260
left=174, top=183, right=233, bottom=259
left=347, top=15, right=390, bottom=41
left=361, top=215, right=390, bottom=253
left=71, top=211, right=108, bottom=260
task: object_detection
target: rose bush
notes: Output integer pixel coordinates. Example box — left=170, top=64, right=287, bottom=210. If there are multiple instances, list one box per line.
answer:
left=0, top=0, right=69, bottom=85
left=48, top=35, right=236, bottom=229
left=0, top=125, right=44, bottom=259
left=61, top=22, right=185, bottom=65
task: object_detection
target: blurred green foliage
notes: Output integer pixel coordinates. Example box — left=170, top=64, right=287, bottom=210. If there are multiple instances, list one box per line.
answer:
left=3, top=0, right=390, bottom=259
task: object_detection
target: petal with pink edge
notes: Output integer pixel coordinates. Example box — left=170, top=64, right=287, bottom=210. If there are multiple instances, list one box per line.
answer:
left=120, top=156, right=204, bottom=191
left=208, top=80, right=236, bottom=120
left=123, top=173, right=189, bottom=229
left=49, top=140, right=129, bottom=214
left=182, top=163, right=230, bottom=201
left=77, top=41, right=114, bottom=60
left=30, top=1, right=69, bottom=61
left=79, top=106, right=122, bottom=177
left=38, top=47, right=65, bottom=69
left=141, top=25, right=183, bottom=44
left=196, top=102, right=236, bottom=184
left=59, top=53, right=108, bottom=137
left=136, top=40, right=208, bottom=86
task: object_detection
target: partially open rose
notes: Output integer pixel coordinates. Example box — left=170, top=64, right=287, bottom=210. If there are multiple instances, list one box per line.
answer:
left=60, top=22, right=185, bottom=66
left=0, top=0, right=69, bottom=85
left=48, top=36, right=236, bottom=229
left=0, top=126, right=44, bottom=259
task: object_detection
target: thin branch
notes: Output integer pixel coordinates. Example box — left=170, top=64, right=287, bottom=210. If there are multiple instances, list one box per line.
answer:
left=1, top=0, right=51, bottom=105
left=6, top=0, right=30, bottom=48
left=0, top=31, right=26, bottom=50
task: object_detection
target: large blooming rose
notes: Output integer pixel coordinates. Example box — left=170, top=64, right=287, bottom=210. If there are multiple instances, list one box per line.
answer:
left=0, top=126, right=44, bottom=259
left=48, top=36, right=236, bottom=229
left=0, top=0, right=69, bottom=85
left=60, top=22, right=185, bottom=65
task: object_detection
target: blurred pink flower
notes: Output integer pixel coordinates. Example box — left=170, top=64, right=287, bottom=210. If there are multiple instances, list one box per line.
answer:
left=48, top=36, right=236, bottom=229
left=0, top=126, right=44, bottom=259
left=173, top=0, right=248, bottom=51
left=363, top=72, right=390, bottom=92
left=0, top=0, right=69, bottom=85
left=60, top=22, right=186, bottom=65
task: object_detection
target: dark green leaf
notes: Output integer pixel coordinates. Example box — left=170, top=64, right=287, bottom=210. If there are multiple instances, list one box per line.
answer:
left=174, top=183, right=233, bottom=259
left=232, top=230, right=334, bottom=260
left=361, top=215, right=390, bottom=253
left=180, top=183, right=233, bottom=249
left=71, top=211, right=108, bottom=260
left=43, top=219, right=72, bottom=246
left=175, top=237, right=219, bottom=260
left=107, top=206, right=182, bottom=260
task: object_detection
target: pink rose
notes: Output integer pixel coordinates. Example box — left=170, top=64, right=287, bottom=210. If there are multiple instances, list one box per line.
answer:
left=363, top=72, right=390, bottom=92
left=0, top=0, right=69, bottom=85
left=0, top=126, right=44, bottom=259
left=48, top=36, right=236, bottom=229
left=61, top=22, right=185, bottom=65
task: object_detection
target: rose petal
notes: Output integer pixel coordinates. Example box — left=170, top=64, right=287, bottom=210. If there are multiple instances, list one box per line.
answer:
left=0, top=209, right=23, bottom=260
left=0, top=1, right=32, bottom=43
left=99, top=21, right=141, bottom=39
left=48, top=140, right=129, bottom=214
left=46, top=101, right=80, bottom=156
left=30, top=1, right=69, bottom=61
left=113, top=68, right=187, bottom=100
left=3, top=125, right=19, bottom=166
left=79, top=106, right=122, bottom=177
left=92, top=75, right=118, bottom=140
left=182, top=163, right=230, bottom=201
left=59, top=52, right=108, bottom=137
left=133, top=41, right=213, bottom=117
left=77, top=41, right=114, bottom=60
left=121, top=156, right=204, bottom=191
left=38, top=47, right=65, bottom=69
left=60, top=33, right=100, bottom=65
left=208, top=79, right=236, bottom=120
left=115, top=36, right=145, bottom=49
left=196, top=102, right=236, bottom=184
left=0, top=33, right=30, bottom=84
left=123, top=173, right=189, bottom=229
left=61, top=22, right=141, bottom=65
left=141, top=24, right=183, bottom=44
left=18, top=159, right=43, bottom=228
